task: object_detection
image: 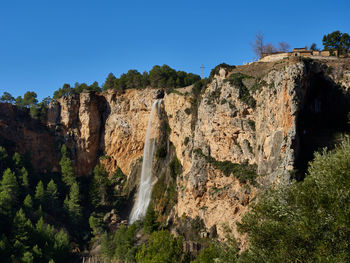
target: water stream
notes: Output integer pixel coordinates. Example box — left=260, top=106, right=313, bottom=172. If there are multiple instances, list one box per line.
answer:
left=129, top=99, right=162, bottom=223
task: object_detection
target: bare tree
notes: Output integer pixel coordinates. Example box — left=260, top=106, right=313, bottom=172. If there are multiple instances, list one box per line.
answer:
left=278, top=42, right=291, bottom=52
left=252, top=32, right=291, bottom=59
left=251, top=31, right=265, bottom=58
left=264, top=43, right=278, bottom=54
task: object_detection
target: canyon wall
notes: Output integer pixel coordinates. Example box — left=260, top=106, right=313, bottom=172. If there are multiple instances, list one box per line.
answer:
left=2, top=57, right=349, bottom=244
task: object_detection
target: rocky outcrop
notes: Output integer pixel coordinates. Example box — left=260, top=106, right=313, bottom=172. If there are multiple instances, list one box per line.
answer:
left=47, top=89, right=159, bottom=177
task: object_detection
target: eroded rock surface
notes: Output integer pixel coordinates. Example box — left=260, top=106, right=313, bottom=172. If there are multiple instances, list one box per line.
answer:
left=4, top=57, right=348, bottom=244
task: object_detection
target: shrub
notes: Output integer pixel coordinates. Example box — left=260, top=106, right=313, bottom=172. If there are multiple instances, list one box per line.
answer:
left=155, top=145, right=167, bottom=159
left=136, top=230, right=184, bottom=263
left=209, top=63, right=236, bottom=80
left=194, top=148, right=257, bottom=185
left=238, top=138, right=350, bottom=262
left=224, top=73, right=256, bottom=109
left=170, top=157, right=181, bottom=179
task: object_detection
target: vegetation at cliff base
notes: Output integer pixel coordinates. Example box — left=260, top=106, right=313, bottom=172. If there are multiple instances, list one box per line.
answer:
left=238, top=138, right=350, bottom=262
left=0, top=147, right=73, bottom=262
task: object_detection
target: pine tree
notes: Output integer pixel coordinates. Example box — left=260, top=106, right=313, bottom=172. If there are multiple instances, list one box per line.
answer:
left=12, top=152, right=22, bottom=168
left=144, top=203, right=159, bottom=234
left=23, top=195, right=33, bottom=211
left=22, top=251, right=34, bottom=263
left=59, top=145, right=75, bottom=187
left=102, top=73, right=117, bottom=91
left=46, top=179, right=59, bottom=212
left=19, top=167, right=29, bottom=189
left=0, top=146, right=8, bottom=173
left=34, top=181, right=45, bottom=205
left=12, top=209, right=32, bottom=243
left=53, top=230, right=70, bottom=259
left=11, top=209, right=33, bottom=258
left=64, top=182, right=82, bottom=223
left=1, top=168, right=19, bottom=204
left=90, top=164, right=111, bottom=208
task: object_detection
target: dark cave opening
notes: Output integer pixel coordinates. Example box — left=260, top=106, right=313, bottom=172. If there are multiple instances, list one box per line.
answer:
left=295, top=73, right=349, bottom=180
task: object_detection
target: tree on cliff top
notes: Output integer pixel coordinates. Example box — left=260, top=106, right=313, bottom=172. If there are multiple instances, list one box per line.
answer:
left=0, top=92, right=15, bottom=103
left=323, top=31, right=350, bottom=56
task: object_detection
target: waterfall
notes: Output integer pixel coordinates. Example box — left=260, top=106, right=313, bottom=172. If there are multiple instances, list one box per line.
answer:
left=129, top=99, right=162, bottom=224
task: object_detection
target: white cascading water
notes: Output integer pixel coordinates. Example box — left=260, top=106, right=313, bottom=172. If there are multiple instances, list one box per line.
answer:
left=129, top=99, right=162, bottom=224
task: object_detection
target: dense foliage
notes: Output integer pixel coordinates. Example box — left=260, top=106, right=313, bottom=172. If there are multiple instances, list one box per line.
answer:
left=323, top=31, right=350, bottom=56
left=0, top=143, right=128, bottom=262
left=136, top=230, right=184, bottom=263
left=0, top=147, right=72, bottom=262
left=50, top=65, right=200, bottom=99
left=238, top=138, right=350, bottom=262
left=53, top=82, right=101, bottom=100
left=102, top=64, right=200, bottom=93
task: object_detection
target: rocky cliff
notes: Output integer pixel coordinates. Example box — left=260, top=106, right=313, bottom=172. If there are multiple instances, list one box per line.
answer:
left=2, top=57, right=349, bottom=245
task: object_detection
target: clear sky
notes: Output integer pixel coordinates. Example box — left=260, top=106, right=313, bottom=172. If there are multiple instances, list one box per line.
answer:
left=0, top=0, right=349, bottom=100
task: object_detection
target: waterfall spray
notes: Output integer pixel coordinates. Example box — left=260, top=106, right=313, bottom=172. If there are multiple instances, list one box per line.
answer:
left=129, top=99, right=162, bottom=223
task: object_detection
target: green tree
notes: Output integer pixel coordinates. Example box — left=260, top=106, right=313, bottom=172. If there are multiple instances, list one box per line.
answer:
left=102, top=73, right=117, bottom=91
left=53, top=230, right=70, bottom=260
left=1, top=168, right=19, bottom=204
left=88, top=81, right=101, bottom=92
left=90, top=164, right=112, bottom=208
left=143, top=203, right=159, bottom=234
left=149, top=65, right=162, bottom=88
left=136, top=230, right=183, bottom=263
left=89, top=213, right=104, bottom=235
left=15, top=96, right=24, bottom=107
left=0, top=146, right=8, bottom=173
left=113, top=224, right=138, bottom=261
left=0, top=92, right=15, bottom=103
left=100, top=232, right=116, bottom=259
left=12, top=152, right=23, bottom=168
left=46, top=179, right=59, bottom=213
left=323, top=30, right=350, bottom=56
left=22, top=251, right=34, bottom=263
left=34, top=181, right=45, bottom=204
left=19, top=167, right=29, bottom=189
left=64, top=182, right=82, bottom=222
left=23, top=194, right=33, bottom=211
left=59, top=145, right=75, bottom=187
left=11, top=209, right=33, bottom=257
left=238, top=138, right=350, bottom=262
left=53, top=83, right=73, bottom=100
left=22, top=91, right=38, bottom=108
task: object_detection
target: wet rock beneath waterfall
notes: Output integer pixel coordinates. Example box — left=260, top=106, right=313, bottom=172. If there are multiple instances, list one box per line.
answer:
left=155, top=89, right=165, bottom=99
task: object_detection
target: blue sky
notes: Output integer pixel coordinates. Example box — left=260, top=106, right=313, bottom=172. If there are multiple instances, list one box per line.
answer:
left=0, top=0, right=349, bottom=100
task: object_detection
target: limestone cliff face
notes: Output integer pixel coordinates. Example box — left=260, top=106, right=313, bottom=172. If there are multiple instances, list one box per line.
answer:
left=43, top=58, right=350, bottom=244
left=48, top=89, right=158, bottom=178
left=164, top=62, right=307, bottom=244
